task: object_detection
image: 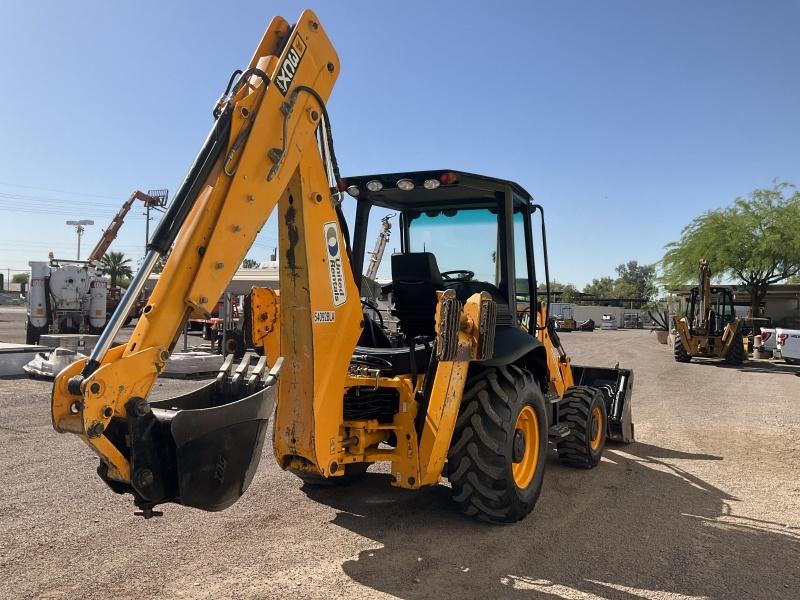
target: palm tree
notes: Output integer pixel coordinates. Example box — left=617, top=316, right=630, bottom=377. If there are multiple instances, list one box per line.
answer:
left=98, top=251, right=133, bottom=288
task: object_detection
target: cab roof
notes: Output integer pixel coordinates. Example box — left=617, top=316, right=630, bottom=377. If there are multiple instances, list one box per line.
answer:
left=342, top=170, right=534, bottom=212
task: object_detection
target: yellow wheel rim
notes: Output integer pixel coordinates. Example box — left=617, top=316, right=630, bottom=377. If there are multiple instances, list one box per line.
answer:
left=589, top=406, right=603, bottom=451
left=511, top=405, right=539, bottom=489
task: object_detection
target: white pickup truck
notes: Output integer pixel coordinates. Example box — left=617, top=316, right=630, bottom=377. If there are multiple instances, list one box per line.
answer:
left=758, top=328, right=779, bottom=354
left=775, top=328, right=800, bottom=365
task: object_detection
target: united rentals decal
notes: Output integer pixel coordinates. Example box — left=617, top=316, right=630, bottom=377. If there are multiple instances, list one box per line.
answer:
left=323, top=221, right=347, bottom=306
left=274, top=34, right=307, bottom=96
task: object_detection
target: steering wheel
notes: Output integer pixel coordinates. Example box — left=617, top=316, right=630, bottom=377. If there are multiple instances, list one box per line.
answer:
left=441, top=270, right=475, bottom=283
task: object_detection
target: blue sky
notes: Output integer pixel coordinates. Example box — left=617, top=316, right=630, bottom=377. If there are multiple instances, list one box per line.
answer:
left=1, top=1, right=798, bottom=287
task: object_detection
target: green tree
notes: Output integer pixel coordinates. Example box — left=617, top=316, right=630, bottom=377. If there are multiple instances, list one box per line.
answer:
left=613, top=260, right=657, bottom=301
left=98, top=251, right=134, bottom=288
left=582, top=276, right=615, bottom=298
left=662, top=182, right=800, bottom=316
left=241, top=258, right=259, bottom=269
left=12, top=273, right=29, bottom=284
left=539, top=280, right=579, bottom=302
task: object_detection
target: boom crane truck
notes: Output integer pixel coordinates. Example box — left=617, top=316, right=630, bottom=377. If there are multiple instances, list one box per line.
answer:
left=52, top=10, right=634, bottom=523
left=364, top=214, right=393, bottom=281
left=86, top=191, right=156, bottom=263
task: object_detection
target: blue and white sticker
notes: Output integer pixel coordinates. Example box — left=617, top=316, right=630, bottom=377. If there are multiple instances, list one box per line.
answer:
left=323, top=221, right=347, bottom=307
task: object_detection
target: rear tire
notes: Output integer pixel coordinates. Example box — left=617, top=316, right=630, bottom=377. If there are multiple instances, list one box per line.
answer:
left=25, top=319, right=44, bottom=345
left=674, top=336, right=691, bottom=362
left=292, top=462, right=370, bottom=487
left=557, top=386, right=607, bottom=468
left=447, top=365, right=548, bottom=524
left=222, top=329, right=245, bottom=359
left=724, top=332, right=745, bottom=365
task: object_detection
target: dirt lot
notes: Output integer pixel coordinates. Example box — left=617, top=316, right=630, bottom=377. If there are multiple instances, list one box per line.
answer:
left=1, top=310, right=799, bottom=599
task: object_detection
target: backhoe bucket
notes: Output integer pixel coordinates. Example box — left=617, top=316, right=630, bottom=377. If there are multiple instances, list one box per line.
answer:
left=570, top=365, right=634, bottom=443
left=101, top=355, right=282, bottom=515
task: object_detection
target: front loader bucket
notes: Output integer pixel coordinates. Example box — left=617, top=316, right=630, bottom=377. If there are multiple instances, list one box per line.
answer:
left=100, top=355, right=282, bottom=516
left=570, top=365, right=634, bottom=443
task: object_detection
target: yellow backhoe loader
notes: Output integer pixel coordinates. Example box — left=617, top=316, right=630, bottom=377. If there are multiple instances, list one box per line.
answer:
left=673, top=260, right=745, bottom=365
left=52, top=9, right=633, bottom=523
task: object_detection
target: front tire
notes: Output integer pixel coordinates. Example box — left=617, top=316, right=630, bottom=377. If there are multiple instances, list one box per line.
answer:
left=724, top=332, right=745, bottom=365
left=557, top=386, right=607, bottom=468
left=674, top=336, right=691, bottom=362
left=25, top=319, right=45, bottom=345
left=447, top=365, right=548, bottom=524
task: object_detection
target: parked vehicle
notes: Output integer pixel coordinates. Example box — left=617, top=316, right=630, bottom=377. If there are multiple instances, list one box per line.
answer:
left=106, top=286, right=146, bottom=326
left=758, top=327, right=778, bottom=354
left=673, top=260, right=744, bottom=365
left=601, top=314, right=618, bottom=330
left=551, top=303, right=576, bottom=331
left=26, top=259, right=107, bottom=344
left=776, top=329, right=800, bottom=365
left=51, top=10, right=636, bottom=525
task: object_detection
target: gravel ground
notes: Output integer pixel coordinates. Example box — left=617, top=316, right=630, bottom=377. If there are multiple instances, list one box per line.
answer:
left=1, top=308, right=799, bottom=599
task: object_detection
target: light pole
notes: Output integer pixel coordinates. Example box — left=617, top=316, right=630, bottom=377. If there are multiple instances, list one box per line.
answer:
left=66, top=220, right=94, bottom=260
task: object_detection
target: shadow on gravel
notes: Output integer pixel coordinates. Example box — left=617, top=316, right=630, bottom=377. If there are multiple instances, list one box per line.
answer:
left=689, top=358, right=800, bottom=375
left=727, top=362, right=800, bottom=375
left=303, top=442, right=799, bottom=600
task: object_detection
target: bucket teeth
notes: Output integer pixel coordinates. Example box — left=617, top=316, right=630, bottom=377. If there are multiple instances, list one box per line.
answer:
left=247, top=355, right=268, bottom=394
left=229, top=353, right=252, bottom=391
left=246, top=355, right=284, bottom=394
left=264, top=357, right=283, bottom=387
left=216, top=353, right=236, bottom=387
left=216, top=353, right=284, bottom=396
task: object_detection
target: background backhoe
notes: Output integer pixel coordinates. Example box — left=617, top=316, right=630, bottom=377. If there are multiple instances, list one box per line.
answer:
left=673, top=259, right=745, bottom=364
left=52, top=9, right=633, bottom=524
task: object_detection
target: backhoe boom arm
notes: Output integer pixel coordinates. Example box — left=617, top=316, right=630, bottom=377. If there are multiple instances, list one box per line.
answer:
left=52, top=10, right=362, bottom=509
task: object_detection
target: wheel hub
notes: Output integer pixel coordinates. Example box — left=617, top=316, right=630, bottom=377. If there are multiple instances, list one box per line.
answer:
left=511, top=405, right=539, bottom=488
left=589, top=406, right=603, bottom=451
left=512, top=429, right=526, bottom=463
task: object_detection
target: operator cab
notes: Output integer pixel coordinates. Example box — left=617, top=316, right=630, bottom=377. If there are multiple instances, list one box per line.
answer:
left=687, top=286, right=737, bottom=336
left=344, top=170, right=546, bottom=372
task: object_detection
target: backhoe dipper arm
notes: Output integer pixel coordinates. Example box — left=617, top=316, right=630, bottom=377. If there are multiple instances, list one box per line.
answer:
left=52, top=11, right=362, bottom=511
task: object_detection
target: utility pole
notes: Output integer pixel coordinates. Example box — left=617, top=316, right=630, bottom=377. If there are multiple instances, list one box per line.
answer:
left=66, top=220, right=94, bottom=260
left=144, top=189, right=169, bottom=250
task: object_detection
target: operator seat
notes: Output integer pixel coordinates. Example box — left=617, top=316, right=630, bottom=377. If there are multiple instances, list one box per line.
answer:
left=391, top=252, right=445, bottom=340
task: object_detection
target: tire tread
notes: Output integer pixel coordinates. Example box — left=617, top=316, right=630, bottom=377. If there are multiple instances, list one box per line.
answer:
left=447, top=366, right=545, bottom=523
left=556, top=386, right=605, bottom=468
